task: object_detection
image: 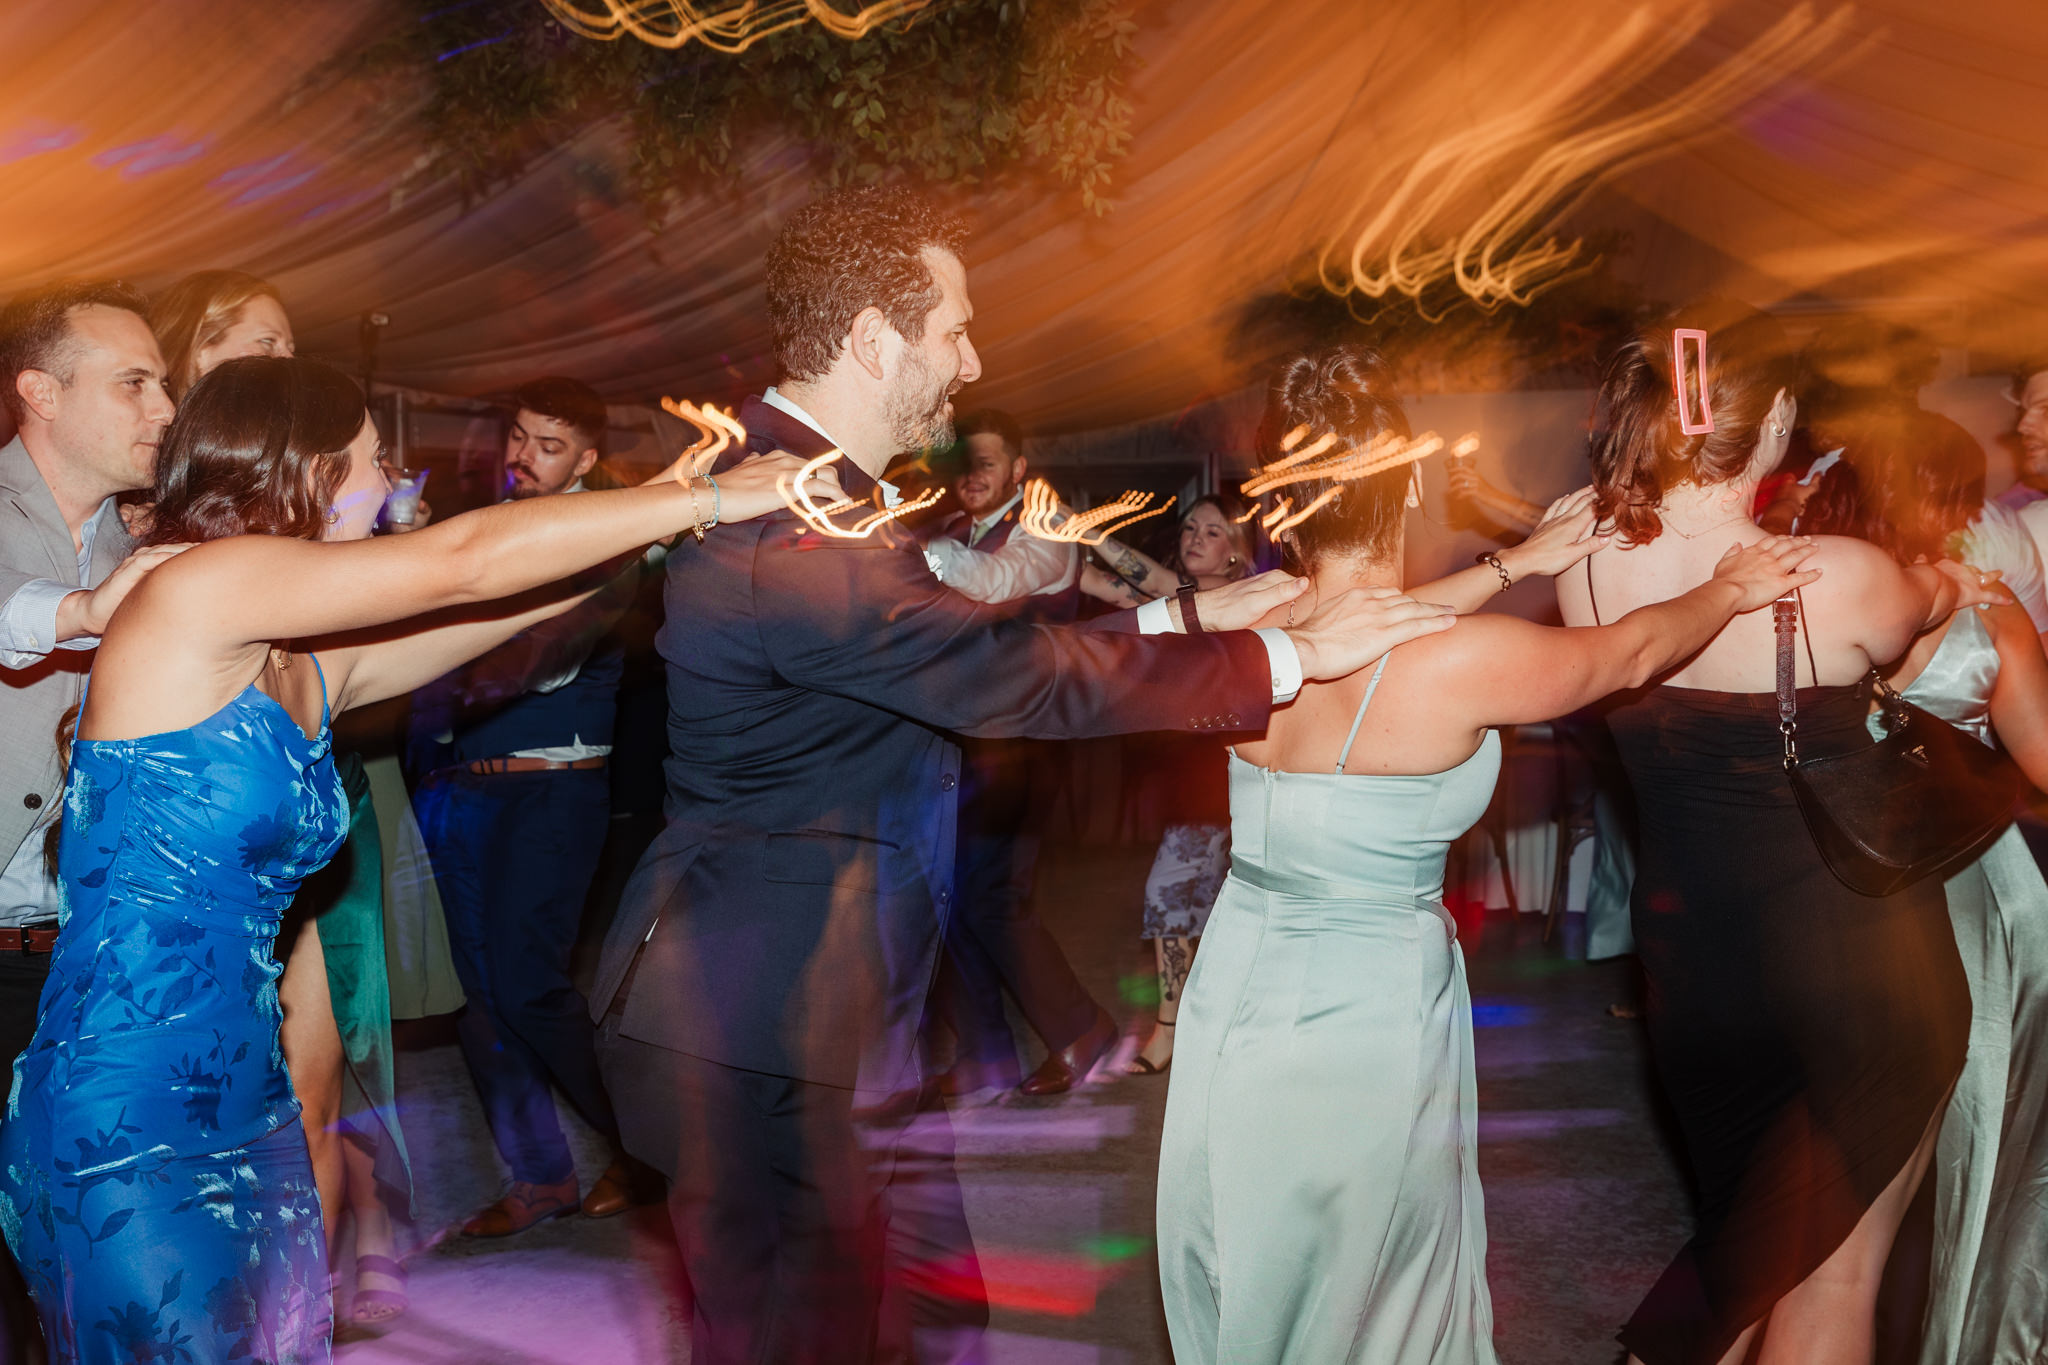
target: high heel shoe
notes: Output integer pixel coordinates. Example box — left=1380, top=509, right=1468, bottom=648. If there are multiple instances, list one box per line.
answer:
left=1124, top=1020, right=1174, bottom=1076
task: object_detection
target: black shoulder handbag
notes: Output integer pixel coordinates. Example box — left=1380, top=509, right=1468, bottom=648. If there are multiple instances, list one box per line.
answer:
left=1776, top=595, right=2025, bottom=896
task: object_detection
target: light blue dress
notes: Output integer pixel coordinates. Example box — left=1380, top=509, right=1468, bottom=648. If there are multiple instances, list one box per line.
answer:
left=0, top=666, right=345, bottom=1364
left=1876, top=609, right=2048, bottom=1365
left=1158, top=656, right=1503, bottom=1365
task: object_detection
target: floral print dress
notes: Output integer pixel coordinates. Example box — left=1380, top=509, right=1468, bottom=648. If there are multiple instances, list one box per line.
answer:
left=0, top=666, right=347, bottom=1364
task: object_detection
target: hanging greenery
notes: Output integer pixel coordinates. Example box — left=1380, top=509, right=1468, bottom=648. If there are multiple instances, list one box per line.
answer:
left=327, top=0, right=1140, bottom=218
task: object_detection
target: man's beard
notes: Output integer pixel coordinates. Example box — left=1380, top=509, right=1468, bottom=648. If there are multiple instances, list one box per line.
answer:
left=884, top=348, right=955, bottom=454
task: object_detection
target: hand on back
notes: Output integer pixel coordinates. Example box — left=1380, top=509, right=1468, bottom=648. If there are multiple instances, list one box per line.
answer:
left=1710, top=535, right=1823, bottom=613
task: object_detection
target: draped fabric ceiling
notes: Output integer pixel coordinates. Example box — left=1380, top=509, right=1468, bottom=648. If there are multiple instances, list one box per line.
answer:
left=3, top=0, right=2046, bottom=435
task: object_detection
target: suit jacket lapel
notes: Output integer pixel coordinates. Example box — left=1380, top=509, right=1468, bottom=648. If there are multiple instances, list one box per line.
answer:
left=0, top=437, right=88, bottom=583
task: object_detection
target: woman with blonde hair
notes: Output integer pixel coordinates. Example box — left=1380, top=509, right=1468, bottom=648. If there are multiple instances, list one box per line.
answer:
left=148, top=270, right=295, bottom=400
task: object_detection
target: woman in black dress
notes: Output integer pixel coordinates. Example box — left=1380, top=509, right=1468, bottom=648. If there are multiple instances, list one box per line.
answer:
left=1556, top=304, right=1989, bottom=1365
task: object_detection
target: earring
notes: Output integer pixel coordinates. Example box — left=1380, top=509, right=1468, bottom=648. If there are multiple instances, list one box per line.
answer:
left=1771, top=422, right=1788, bottom=438
left=324, top=508, right=340, bottom=525
left=1405, top=467, right=1423, bottom=510
left=1227, top=555, right=1238, bottom=566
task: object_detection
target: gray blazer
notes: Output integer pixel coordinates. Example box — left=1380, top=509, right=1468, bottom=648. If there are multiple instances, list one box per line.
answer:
left=0, top=436, right=132, bottom=866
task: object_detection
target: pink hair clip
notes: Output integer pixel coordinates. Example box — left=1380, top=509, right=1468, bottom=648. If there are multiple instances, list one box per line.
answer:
left=1672, top=328, right=1714, bottom=436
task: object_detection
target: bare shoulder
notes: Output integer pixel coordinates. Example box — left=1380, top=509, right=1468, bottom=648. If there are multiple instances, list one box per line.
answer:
left=1382, top=612, right=1544, bottom=681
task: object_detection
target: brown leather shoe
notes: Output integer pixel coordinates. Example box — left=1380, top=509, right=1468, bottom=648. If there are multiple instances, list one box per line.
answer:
left=461, top=1177, right=579, bottom=1238
left=580, top=1158, right=661, bottom=1219
left=1018, top=1008, right=1117, bottom=1097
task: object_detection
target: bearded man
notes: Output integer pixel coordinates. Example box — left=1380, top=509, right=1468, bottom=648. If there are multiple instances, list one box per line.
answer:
left=589, top=186, right=1454, bottom=1365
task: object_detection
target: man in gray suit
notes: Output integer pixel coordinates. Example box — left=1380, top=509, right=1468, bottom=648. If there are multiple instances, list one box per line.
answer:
left=0, top=276, right=177, bottom=1353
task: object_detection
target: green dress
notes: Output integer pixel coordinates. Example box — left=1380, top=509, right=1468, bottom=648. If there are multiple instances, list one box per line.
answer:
left=1158, top=656, right=1502, bottom=1364
left=1872, top=608, right=2048, bottom=1365
left=297, top=750, right=413, bottom=1212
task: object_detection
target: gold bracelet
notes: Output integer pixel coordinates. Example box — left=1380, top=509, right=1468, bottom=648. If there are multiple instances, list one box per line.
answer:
left=686, top=477, right=709, bottom=543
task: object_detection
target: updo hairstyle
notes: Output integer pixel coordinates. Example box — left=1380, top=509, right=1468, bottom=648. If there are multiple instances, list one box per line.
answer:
left=1255, top=344, right=1412, bottom=575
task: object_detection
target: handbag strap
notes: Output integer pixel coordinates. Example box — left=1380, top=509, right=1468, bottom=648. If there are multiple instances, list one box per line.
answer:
left=1775, top=594, right=1800, bottom=769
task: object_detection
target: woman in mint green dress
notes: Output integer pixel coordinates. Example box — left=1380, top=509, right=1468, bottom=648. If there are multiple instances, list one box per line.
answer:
left=1155, top=343, right=1825, bottom=1365
left=1802, top=425, right=2048, bottom=1365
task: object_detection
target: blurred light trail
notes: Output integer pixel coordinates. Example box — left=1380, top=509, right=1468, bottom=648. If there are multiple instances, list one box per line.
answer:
left=541, top=0, right=944, bottom=53
left=1018, top=478, right=1175, bottom=546
left=658, top=396, right=746, bottom=475
left=780, top=449, right=943, bottom=537
left=1318, top=4, right=1860, bottom=317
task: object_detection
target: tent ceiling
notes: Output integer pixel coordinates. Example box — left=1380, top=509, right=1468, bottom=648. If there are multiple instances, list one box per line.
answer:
left=3, top=0, right=2045, bottom=435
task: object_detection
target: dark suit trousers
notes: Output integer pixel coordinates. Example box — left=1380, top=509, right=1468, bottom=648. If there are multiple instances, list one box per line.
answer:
left=932, top=740, right=1098, bottom=1075
left=415, top=767, right=618, bottom=1185
left=0, top=949, right=48, bottom=1363
left=600, top=1014, right=988, bottom=1365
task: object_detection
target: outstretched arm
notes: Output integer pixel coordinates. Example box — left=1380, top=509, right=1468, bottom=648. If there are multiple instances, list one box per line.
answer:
left=1409, top=488, right=1609, bottom=615
left=1422, top=537, right=1822, bottom=728
left=88, top=451, right=833, bottom=737
left=1985, top=603, right=2048, bottom=791
left=320, top=556, right=640, bottom=712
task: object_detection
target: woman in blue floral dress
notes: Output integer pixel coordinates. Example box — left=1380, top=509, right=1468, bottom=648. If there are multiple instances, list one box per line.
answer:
left=0, top=355, right=828, bottom=1363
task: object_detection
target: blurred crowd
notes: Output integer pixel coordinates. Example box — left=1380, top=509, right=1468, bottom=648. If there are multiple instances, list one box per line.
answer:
left=0, top=187, right=2045, bottom=1365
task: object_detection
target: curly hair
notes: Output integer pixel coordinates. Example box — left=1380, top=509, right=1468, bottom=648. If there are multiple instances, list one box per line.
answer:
left=765, top=187, right=969, bottom=382
left=1589, top=301, right=1798, bottom=545
left=147, top=270, right=285, bottom=399
left=142, top=356, right=365, bottom=547
left=1253, top=344, right=1412, bottom=574
left=0, top=278, right=152, bottom=426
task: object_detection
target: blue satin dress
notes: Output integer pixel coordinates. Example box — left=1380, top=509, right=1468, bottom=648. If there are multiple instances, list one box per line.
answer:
left=1158, top=655, right=1503, bottom=1365
left=0, top=665, right=346, bottom=1364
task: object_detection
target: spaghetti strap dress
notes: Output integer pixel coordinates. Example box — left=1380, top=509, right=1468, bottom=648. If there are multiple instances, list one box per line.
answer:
left=1593, top=588, right=1971, bottom=1365
left=0, top=663, right=347, bottom=1365
left=1158, top=655, right=1503, bottom=1365
left=1883, top=609, right=2048, bottom=1365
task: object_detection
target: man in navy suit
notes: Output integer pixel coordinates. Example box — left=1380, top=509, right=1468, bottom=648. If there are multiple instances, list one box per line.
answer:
left=590, top=187, right=1455, bottom=1364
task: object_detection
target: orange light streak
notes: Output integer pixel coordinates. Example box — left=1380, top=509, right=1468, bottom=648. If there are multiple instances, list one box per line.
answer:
left=778, top=449, right=943, bottom=538
left=659, top=397, right=746, bottom=476
left=1317, top=5, right=1859, bottom=316
left=1240, top=431, right=1447, bottom=499
left=541, top=0, right=944, bottom=53
left=1017, top=478, right=1176, bottom=547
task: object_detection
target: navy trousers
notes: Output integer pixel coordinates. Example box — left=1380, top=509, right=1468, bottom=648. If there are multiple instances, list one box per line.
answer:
left=930, top=740, right=1098, bottom=1079
left=415, top=766, right=618, bottom=1186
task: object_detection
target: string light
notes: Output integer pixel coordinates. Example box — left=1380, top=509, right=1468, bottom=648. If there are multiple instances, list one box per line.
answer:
left=540, top=0, right=943, bottom=53
left=1017, top=478, right=1176, bottom=546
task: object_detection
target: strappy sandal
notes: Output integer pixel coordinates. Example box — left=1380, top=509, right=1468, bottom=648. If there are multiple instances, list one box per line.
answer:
left=1124, top=1020, right=1174, bottom=1076
left=350, top=1254, right=409, bottom=1325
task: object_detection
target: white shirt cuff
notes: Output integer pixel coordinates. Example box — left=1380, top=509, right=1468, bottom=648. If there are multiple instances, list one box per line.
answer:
left=1135, top=598, right=1301, bottom=703
left=1254, top=628, right=1303, bottom=704
left=0, top=579, right=84, bottom=668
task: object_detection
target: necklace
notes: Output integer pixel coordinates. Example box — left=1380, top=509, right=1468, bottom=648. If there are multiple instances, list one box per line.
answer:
left=1660, top=509, right=1752, bottom=540
left=270, top=646, right=292, bottom=672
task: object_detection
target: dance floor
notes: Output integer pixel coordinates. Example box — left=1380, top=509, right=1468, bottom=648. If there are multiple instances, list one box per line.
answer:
left=337, top=841, right=1690, bottom=1365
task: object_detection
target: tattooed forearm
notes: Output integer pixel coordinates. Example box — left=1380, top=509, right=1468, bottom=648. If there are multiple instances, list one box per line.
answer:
left=1096, top=539, right=1161, bottom=598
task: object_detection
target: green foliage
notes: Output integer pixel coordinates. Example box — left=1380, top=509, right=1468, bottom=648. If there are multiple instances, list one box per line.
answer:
left=331, top=0, right=1139, bottom=217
